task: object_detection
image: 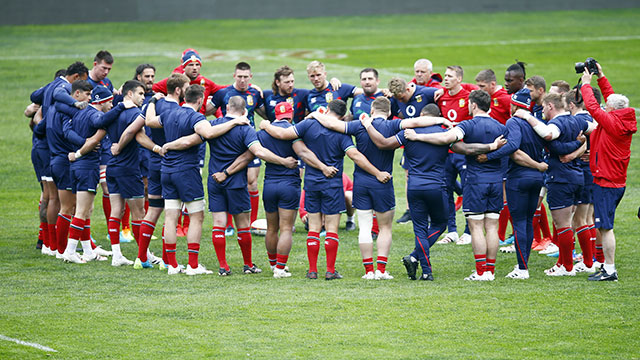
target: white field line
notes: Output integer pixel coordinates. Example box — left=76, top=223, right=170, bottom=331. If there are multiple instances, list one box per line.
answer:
left=1, top=35, right=639, bottom=61
left=0, top=334, right=57, bottom=352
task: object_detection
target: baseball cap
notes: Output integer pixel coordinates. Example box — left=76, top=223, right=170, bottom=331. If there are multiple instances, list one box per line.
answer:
left=275, top=102, right=293, bottom=120
left=510, top=88, right=532, bottom=109
left=91, top=85, right=113, bottom=104
left=182, top=51, right=202, bottom=67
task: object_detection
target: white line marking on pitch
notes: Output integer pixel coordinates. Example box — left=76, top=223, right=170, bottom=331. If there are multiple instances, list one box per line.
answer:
left=0, top=334, right=57, bottom=352
left=2, top=35, right=639, bottom=61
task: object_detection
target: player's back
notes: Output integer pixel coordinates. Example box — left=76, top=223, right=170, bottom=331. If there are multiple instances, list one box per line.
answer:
left=257, top=120, right=299, bottom=180
left=294, top=118, right=353, bottom=189
left=347, top=117, right=401, bottom=184
left=106, top=107, right=142, bottom=173
left=458, top=115, right=506, bottom=183
left=397, top=125, right=448, bottom=189
left=547, top=113, right=587, bottom=184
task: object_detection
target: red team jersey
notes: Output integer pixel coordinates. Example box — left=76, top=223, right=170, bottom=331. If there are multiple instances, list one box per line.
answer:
left=488, top=87, right=511, bottom=124
left=438, top=87, right=473, bottom=124
left=152, top=75, right=225, bottom=115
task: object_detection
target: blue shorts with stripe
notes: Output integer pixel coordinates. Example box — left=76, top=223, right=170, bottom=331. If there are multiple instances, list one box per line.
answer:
left=31, top=146, right=50, bottom=182
left=208, top=178, right=250, bottom=215
left=263, top=178, right=301, bottom=213
left=106, top=173, right=145, bottom=199
left=162, top=168, right=204, bottom=203
left=353, top=182, right=395, bottom=213
left=72, top=167, right=99, bottom=193
left=305, top=186, right=345, bottom=215
left=462, top=182, right=503, bottom=214
left=547, top=182, right=583, bottom=210
left=50, top=158, right=73, bottom=191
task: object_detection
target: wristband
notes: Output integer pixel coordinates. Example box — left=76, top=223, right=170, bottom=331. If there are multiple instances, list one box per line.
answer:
left=149, top=97, right=158, bottom=105
left=75, top=150, right=82, bottom=159
left=223, top=169, right=230, bottom=177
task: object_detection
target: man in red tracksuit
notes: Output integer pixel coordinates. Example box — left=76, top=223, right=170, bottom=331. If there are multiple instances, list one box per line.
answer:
left=581, top=63, right=636, bottom=281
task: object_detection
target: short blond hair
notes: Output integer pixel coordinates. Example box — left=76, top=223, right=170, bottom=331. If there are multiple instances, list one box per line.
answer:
left=306, top=60, right=325, bottom=74
left=388, top=77, right=407, bottom=97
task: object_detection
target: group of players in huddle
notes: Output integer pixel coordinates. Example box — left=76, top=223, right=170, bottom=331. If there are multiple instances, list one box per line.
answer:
left=25, top=48, right=634, bottom=281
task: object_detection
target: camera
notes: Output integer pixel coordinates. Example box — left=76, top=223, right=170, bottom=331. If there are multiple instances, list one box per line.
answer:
left=575, top=57, right=599, bottom=75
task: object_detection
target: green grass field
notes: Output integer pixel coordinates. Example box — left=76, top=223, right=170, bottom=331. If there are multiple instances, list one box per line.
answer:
left=1, top=8, right=639, bottom=359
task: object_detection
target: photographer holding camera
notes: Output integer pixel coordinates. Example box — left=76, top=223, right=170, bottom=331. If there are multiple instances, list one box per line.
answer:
left=580, top=61, right=637, bottom=281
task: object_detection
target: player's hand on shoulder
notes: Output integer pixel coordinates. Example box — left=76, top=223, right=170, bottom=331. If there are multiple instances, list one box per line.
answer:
left=376, top=171, right=392, bottom=183
left=234, top=116, right=250, bottom=126
left=249, top=83, right=263, bottom=97
left=259, top=119, right=271, bottom=130
left=404, top=128, right=417, bottom=141
left=329, top=77, right=342, bottom=90
left=514, top=109, right=530, bottom=119
left=283, top=156, right=298, bottom=169
left=434, top=88, right=444, bottom=101
left=360, top=114, right=372, bottom=128
left=381, top=88, right=392, bottom=98
left=153, top=93, right=165, bottom=101
left=442, top=119, right=454, bottom=129
left=74, top=101, right=88, bottom=110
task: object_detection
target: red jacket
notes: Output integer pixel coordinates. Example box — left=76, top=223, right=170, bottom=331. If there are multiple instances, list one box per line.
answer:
left=582, top=76, right=636, bottom=188
left=152, top=75, right=225, bottom=115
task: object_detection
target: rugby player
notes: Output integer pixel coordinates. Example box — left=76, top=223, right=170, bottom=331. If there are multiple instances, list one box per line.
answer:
left=61, top=85, right=118, bottom=263
left=504, top=61, right=526, bottom=95
left=436, top=66, right=476, bottom=245
left=258, top=102, right=338, bottom=278
left=477, top=88, right=548, bottom=279
left=388, top=76, right=437, bottom=225
left=208, top=62, right=267, bottom=225
left=32, top=62, right=89, bottom=257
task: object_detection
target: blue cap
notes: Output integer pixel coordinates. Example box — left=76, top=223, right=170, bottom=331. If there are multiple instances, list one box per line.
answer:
left=510, top=88, right=531, bottom=109
left=91, top=85, right=113, bottom=104
left=181, top=51, right=202, bottom=66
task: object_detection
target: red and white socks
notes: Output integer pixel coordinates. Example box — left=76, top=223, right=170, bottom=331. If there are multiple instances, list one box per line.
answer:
left=212, top=226, right=228, bottom=270
left=237, top=227, right=253, bottom=267
left=306, top=231, right=320, bottom=273
left=249, top=190, right=260, bottom=224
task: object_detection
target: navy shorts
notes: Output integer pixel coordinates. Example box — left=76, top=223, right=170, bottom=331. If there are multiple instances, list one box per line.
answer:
left=106, top=173, right=145, bottom=199
left=263, top=178, right=301, bottom=213
left=50, top=159, right=73, bottom=191
left=208, top=179, right=250, bottom=214
left=353, top=182, right=395, bottom=213
left=593, top=184, right=625, bottom=230
left=147, top=168, right=162, bottom=197
left=100, top=147, right=111, bottom=166
left=547, top=182, right=583, bottom=210
left=248, top=157, right=261, bottom=169
left=305, top=187, right=346, bottom=215
left=161, top=168, right=204, bottom=202
left=139, top=156, right=149, bottom=178
left=462, top=182, right=503, bottom=214
left=72, top=168, right=99, bottom=193
left=31, top=146, right=50, bottom=182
